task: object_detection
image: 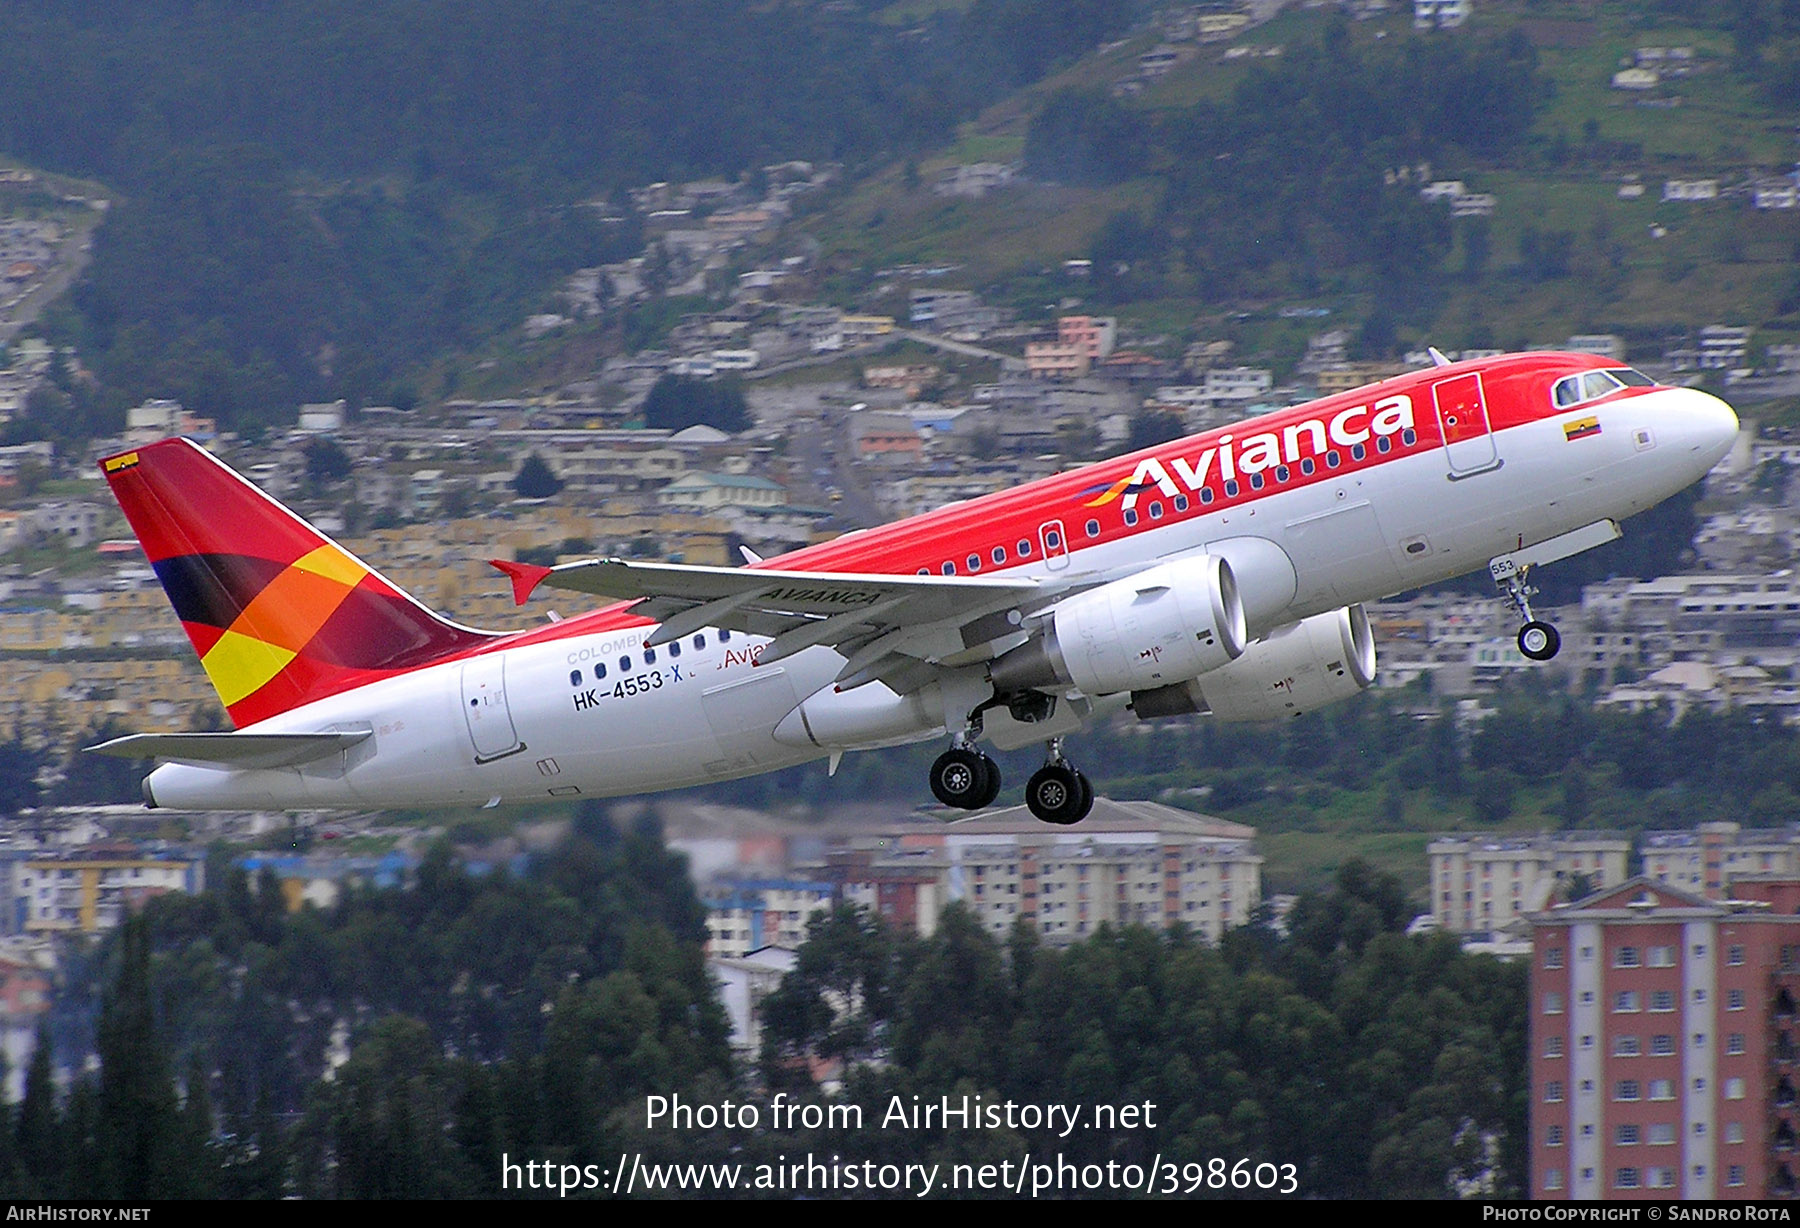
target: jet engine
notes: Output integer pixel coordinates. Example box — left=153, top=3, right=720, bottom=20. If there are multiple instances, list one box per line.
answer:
left=1131, top=604, right=1376, bottom=723
left=989, top=554, right=1247, bottom=697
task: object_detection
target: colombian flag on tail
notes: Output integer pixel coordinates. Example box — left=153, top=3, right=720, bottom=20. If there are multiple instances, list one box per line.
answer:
left=100, top=439, right=493, bottom=727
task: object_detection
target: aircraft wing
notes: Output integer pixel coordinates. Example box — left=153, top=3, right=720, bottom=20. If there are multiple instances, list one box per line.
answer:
left=86, top=730, right=372, bottom=770
left=494, top=556, right=1069, bottom=688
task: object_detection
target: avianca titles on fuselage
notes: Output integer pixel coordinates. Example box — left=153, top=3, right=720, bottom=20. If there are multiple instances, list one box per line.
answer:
left=93, top=351, right=1739, bottom=824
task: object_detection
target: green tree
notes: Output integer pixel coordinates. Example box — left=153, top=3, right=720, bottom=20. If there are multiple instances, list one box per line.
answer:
left=760, top=905, right=900, bottom=1082
left=1126, top=411, right=1185, bottom=452
left=94, top=915, right=190, bottom=1198
left=305, top=1016, right=467, bottom=1198
left=50, top=720, right=148, bottom=807
left=15, top=1027, right=61, bottom=1196
left=0, top=740, right=41, bottom=819
left=511, top=452, right=563, bottom=499
left=641, top=374, right=750, bottom=434
left=302, top=437, right=353, bottom=486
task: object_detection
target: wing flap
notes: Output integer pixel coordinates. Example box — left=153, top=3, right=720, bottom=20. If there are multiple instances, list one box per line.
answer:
left=533, top=557, right=1041, bottom=618
left=528, top=557, right=1064, bottom=684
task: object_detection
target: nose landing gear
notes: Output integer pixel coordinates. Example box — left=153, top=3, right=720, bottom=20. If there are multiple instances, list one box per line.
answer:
left=1490, top=554, right=1562, bottom=659
left=1487, top=522, right=1625, bottom=663
left=1493, top=559, right=1561, bottom=662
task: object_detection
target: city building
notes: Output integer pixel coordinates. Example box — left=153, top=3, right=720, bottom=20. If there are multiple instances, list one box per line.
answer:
left=16, top=855, right=202, bottom=934
left=704, top=878, right=834, bottom=958
left=1203, top=365, right=1274, bottom=404
left=1530, top=876, right=1800, bottom=1199
left=1580, top=574, right=1800, bottom=667
left=937, top=800, right=1261, bottom=946
left=1414, top=0, right=1472, bottom=31
left=1430, top=834, right=1631, bottom=937
left=1663, top=180, right=1721, bottom=203
left=712, top=946, right=797, bottom=1055
left=1056, top=315, right=1117, bottom=361
left=1643, top=825, right=1800, bottom=899
left=1567, top=335, right=1626, bottom=361
left=1024, top=341, right=1092, bottom=380
left=656, top=471, right=787, bottom=512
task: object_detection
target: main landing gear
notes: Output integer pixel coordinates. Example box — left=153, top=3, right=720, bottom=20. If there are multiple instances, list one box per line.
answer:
left=929, top=742, right=1001, bottom=810
left=1494, top=560, right=1561, bottom=662
left=1025, top=738, right=1093, bottom=826
left=928, top=735, right=1095, bottom=825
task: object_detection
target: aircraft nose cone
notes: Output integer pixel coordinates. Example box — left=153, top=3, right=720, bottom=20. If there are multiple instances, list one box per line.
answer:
left=1663, top=385, right=1740, bottom=471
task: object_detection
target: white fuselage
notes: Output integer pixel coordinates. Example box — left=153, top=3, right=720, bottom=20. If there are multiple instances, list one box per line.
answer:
left=143, top=387, right=1737, bottom=810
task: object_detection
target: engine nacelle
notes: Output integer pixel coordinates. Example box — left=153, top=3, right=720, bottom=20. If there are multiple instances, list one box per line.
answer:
left=989, top=554, right=1247, bottom=696
left=1131, top=604, right=1376, bottom=723
left=773, top=679, right=940, bottom=750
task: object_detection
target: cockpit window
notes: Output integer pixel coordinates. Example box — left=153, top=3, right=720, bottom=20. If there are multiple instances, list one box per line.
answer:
left=1581, top=370, right=1624, bottom=400
left=1554, top=367, right=1651, bottom=409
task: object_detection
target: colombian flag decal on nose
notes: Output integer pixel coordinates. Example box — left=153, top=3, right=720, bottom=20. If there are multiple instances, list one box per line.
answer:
left=1563, top=416, right=1601, bottom=442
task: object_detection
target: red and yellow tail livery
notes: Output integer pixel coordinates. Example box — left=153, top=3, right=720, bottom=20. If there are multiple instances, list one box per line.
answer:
left=101, top=439, right=492, bottom=727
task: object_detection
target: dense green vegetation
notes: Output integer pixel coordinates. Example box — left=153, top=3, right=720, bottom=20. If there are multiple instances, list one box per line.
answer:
left=641, top=373, right=752, bottom=434
left=11, top=810, right=730, bottom=1197
left=803, top=1, right=1800, bottom=367
left=5, top=844, right=1521, bottom=1198
left=763, top=863, right=1527, bottom=1199
left=1026, top=22, right=1540, bottom=312
left=0, top=0, right=1149, bottom=434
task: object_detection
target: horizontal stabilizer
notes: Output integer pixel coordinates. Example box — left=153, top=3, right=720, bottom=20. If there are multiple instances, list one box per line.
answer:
left=85, top=730, right=372, bottom=770
left=489, top=558, right=554, bottom=605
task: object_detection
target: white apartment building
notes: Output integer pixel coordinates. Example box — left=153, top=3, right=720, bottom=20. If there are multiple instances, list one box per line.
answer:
left=1430, top=834, right=1631, bottom=937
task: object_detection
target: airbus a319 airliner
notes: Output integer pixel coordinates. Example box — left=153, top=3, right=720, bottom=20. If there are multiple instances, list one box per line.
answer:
left=91, top=351, right=1738, bottom=825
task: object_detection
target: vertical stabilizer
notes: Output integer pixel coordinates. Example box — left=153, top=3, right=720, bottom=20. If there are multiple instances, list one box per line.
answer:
left=101, top=439, right=494, bottom=726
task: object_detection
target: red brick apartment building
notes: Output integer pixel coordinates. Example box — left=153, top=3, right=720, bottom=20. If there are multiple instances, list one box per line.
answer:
left=1531, top=877, right=1800, bottom=1198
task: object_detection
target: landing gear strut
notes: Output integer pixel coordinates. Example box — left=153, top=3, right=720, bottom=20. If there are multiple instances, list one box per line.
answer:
left=1493, top=559, right=1560, bottom=661
left=1025, top=738, right=1094, bottom=826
